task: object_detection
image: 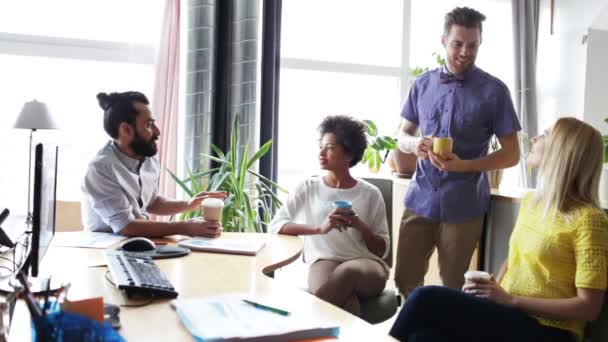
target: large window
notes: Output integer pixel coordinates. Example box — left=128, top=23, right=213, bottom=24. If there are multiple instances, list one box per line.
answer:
left=0, top=1, right=163, bottom=216
left=279, top=0, right=519, bottom=193
left=279, top=0, right=406, bottom=193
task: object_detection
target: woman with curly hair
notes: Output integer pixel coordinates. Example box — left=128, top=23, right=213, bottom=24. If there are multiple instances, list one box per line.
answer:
left=270, top=115, right=389, bottom=316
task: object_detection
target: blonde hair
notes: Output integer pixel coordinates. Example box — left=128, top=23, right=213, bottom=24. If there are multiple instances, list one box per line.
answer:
left=534, top=117, right=604, bottom=218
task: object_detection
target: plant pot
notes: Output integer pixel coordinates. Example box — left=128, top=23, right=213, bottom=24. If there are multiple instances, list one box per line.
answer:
left=390, top=149, right=417, bottom=178
left=600, top=164, right=608, bottom=208
left=487, top=169, right=503, bottom=189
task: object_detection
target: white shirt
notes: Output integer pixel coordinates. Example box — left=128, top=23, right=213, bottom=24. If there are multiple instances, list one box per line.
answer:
left=270, top=177, right=390, bottom=273
left=82, top=141, right=160, bottom=233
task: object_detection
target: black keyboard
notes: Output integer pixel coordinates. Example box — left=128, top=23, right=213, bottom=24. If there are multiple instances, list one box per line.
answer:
left=105, top=250, right=178, bottom=298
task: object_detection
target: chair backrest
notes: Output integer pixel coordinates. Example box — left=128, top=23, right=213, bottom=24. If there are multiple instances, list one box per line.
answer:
left=55, top=201, right=83, bottom=232
left=362, top=177, right=393, bottom=268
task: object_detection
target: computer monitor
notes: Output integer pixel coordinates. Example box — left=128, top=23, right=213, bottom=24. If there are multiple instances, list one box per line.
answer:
left=23, top=143, right=58, bottom=278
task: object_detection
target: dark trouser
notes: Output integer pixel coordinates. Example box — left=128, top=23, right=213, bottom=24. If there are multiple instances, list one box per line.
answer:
left=389, top=286, right=575, bottom=342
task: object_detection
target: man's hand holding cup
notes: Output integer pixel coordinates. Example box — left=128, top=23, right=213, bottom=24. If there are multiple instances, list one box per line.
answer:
left=185, top=197, right=225, bottom=238
left=185, top=191, right=227, bottom=212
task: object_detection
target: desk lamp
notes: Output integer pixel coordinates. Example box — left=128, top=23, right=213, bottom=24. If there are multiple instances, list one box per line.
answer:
left=13, top=100, right=57, bottom=227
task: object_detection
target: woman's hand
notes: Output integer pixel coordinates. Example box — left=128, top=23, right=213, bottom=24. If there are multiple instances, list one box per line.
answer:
left=462, top=277, right=515, bottom=307
left=318, top=208, right=354, bottom=234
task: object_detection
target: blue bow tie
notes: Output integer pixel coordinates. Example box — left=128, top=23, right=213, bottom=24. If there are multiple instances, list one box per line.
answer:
left=439, top=72, right=465, bottom=84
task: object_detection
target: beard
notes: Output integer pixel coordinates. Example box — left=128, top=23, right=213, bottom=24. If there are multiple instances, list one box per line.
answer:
left=131, top=132, right=158, bottom=157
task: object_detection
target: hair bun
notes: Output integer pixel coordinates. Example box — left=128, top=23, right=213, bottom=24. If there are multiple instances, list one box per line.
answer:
left=96, top=92, right=112, bottom=111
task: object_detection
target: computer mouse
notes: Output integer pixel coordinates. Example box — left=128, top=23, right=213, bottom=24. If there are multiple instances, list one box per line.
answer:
left=120, top=237, right=156, bottom=252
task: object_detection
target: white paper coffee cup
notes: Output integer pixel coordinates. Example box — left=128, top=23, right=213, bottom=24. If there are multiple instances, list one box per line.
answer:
left=202, top=198, right=224, bottom=222
left=464, top=270, right=491, bottom=282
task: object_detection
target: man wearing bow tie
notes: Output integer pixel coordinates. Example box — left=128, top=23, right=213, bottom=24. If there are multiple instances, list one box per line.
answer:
left=394, top=7, right=521, bottom=298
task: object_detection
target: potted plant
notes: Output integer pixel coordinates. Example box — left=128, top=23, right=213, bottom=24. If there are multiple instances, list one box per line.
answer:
left=169, top=117, right=286, bottom=233
left=361, top=119, right=397, bottom=173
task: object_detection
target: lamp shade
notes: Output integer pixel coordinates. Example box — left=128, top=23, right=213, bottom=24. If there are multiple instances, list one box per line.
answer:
left=13, top=100, right=57, bottom=130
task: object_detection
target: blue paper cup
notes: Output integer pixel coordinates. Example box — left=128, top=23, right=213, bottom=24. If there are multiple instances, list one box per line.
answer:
left=331, top=200, right=352, bottom=210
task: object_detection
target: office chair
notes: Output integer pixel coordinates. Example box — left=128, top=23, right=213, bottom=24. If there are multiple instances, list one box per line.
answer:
left=276, top=176, right=401, bottom=323
left=359, top=177, right=401, bottom=324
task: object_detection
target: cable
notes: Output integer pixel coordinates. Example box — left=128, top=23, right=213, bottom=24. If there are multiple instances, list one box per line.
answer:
left=119, top=299, right=155, bottom=308
left=104, top=270, right=115, bottom=286
left=103, top=271, right=155, bottom=308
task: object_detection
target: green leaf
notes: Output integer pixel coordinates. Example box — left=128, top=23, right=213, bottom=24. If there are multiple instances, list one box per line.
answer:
left=181, top=168, right=219, bottom=183
left=201, top=153, right=229, bottom=166
left=211, top=144, right=226, bottom=159
left=362, top=147, right=371, bottom=163
left=166, top=168, right=194, bottom=197
left=363, top=120, right=378, bottom=137
left=376, top=136, right=395, bottom=150
left=372, top=151, right=382, bottom=173
left=247, top=169, right=288, bottom=193
left=238, top=145, right=249, bottom=191
left=367, top=151, right=380, bottom=172
left=210, top=172, right=230, bottom=192
left=230, top=116, right=239, bottom=169
left=246, top=140, right=272, bottom=169
left=259, top=181, right=283, bottom=208
left=382, top=136, right=398, bottom=150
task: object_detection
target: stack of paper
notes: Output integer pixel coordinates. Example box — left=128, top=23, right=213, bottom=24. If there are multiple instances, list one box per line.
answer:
left=171, top=294, right=339, bottom=341
left=178, top=237, right=266, bottom=256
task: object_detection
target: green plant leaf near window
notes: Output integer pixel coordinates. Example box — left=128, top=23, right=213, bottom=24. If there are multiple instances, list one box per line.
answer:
left=168, top=117, right=287, bottom=233
left=362, top=120, right=397, bottom=173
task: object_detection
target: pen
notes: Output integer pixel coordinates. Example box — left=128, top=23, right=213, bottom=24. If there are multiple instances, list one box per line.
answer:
left=242, top=299, right=290, bottom=316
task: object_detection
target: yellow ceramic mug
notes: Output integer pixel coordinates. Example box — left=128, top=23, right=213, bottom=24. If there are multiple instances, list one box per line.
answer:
left=432, top=137, right=453, bottom=158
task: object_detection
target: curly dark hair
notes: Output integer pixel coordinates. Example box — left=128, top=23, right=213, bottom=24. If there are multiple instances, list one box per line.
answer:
left=97, top=91, right=149, bottom=139
left=444, top=7, right=486, bottom=36
left=318, top=115, right=367, bottom=168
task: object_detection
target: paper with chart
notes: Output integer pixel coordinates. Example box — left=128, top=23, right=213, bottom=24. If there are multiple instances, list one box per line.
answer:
left=52, top=232, right=126, bottom=249
left=171, top=294, right=340, bottom=341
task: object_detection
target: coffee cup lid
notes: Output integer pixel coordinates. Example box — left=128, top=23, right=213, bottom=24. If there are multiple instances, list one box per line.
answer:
left=202, top=198, right=224, bottom=208
left=332, top=200, right=352, bottom=209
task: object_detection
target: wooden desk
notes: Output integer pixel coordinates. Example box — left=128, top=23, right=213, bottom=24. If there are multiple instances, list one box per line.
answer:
left=10, top=233, right=395, bottom=341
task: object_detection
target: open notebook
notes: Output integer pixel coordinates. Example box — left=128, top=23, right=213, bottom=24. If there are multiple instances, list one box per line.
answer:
left=178, top=237, right=266, bottom=256
left=171, top=294, right=339, bottom=341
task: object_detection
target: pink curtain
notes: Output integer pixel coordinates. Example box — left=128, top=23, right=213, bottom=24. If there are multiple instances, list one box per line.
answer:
left=153, top=0, right=180, bottom=200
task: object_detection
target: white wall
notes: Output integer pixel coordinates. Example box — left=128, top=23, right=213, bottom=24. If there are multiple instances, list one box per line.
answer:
left=536, top=0, right=608, bottom=130
left=584, top=29, right=608, bottom=135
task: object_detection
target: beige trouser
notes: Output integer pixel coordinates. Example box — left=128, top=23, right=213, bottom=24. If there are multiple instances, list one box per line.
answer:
left=394, top=209, right=484, bottom=298
left=308, top=258, right=388, bottom=317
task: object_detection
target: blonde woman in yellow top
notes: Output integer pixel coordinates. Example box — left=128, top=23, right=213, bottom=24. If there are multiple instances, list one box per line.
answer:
left=389, top=117, right=607, bottom=342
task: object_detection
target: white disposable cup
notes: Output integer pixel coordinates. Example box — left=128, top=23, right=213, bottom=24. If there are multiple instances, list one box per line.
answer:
left=464, top=270, right=491, bottom=282
left=202, top=198, right=224, bottom=222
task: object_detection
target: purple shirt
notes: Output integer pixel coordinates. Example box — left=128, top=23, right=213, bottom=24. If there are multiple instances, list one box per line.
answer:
left=401, top=66, right=521, bottom=223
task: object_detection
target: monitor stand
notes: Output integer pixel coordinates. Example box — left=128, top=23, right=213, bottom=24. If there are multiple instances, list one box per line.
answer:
left=0, top=275, right=64, bottom=294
